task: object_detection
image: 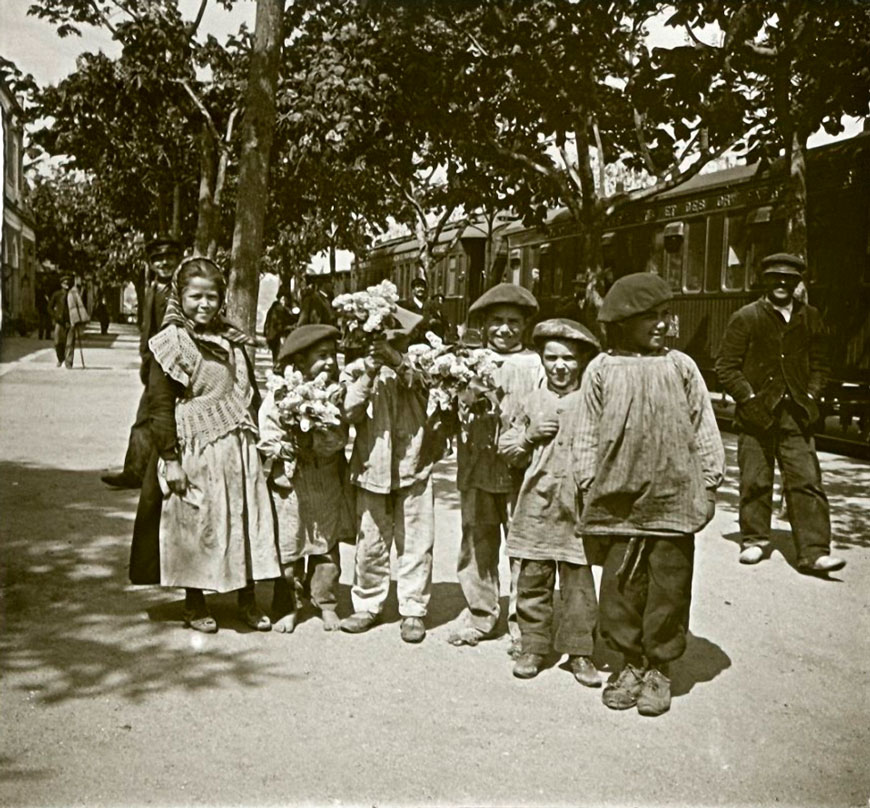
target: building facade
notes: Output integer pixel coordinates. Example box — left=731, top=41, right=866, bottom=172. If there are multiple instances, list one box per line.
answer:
left=1, top=77, right=37, bottom=334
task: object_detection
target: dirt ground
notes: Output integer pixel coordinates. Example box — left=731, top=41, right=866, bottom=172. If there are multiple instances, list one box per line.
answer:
left=1, top=326, right=868, bottom=807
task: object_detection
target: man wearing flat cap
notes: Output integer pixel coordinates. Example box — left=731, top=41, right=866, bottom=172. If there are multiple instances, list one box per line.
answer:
left=102, top=236, right=182, bottom=489
left=716, top=252, right=845, bottom=575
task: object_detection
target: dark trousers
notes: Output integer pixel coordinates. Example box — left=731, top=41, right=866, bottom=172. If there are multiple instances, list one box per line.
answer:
left=737, top=402, right=830, bottom=565
left=53, top=323, right=67, bottom=364
left=121, top=389, right=154, bottom=483
left=599, top=536, right=694, bottom=666
left=274, top=546, right=340, bottom=613
left=517, top=559, right=597, bottom=657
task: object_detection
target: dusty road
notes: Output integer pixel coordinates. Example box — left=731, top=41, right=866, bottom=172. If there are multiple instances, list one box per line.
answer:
left=1, top=326, right=868, bottom=807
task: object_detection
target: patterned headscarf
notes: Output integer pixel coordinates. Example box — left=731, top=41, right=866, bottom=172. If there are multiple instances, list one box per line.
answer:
left=160, top=257, right=255, bottom=362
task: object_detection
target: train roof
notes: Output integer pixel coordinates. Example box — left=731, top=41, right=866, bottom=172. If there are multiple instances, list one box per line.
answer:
left=366, top=220, right=495, bottom=258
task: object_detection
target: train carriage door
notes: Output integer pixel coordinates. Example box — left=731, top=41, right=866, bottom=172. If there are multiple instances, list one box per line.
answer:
left=663, top=222, right=685, bottom=290
left=684, top=218, right=706, bottom=292
left=705, top=214, right=725, bottom=292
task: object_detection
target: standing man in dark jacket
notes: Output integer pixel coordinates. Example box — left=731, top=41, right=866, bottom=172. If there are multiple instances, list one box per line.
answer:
left=715, top=253, right=845, bottom=575
left=102, top=237, right=181, bottom=489
left=49, top=276, right=71, bottom=366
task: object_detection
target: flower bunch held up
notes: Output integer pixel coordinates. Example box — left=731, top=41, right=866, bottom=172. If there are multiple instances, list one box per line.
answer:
left=407, top=332, right=501, bottom=418
left=332, top=280, right=399, bottom=340
left=265, top=368, right=343, bottom=435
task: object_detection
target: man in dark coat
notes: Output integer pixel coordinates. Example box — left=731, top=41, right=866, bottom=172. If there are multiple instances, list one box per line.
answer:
left=715, top=252, right=845, bottom=575
left=399, top=277, right=445, bottom=343
left=101, top=237, right=181, bottom=489
left=49, top=276, right=71, bottom=366
left=297, top=273, right=336, bottom=326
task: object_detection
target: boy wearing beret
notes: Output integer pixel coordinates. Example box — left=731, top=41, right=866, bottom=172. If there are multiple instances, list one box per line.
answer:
left=448, top=283, right=544, bottom=653
left=499, top=319, right=602, bottom=684
left=339, top=308, right=442, bottom=643
left=258, top=325, right=355, bottom=632
left=575, top=273, right=725, bottom=716
left=715, top=253, right=845, bottom=574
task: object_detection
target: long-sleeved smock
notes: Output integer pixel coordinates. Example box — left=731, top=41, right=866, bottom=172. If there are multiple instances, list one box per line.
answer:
left=340, top=358, right=440, bottom=494
left=258, top=391, right=355, bottom=563
left=574, top=349, right=725, bottom=537
left=498, top=386, right=592, bottom=564
left=456, top=348, right=544, bottom=493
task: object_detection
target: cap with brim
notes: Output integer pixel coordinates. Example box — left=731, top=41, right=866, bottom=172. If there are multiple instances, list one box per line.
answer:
left=532, top=318, right=600, bottom=350
left=598, top=273, right=673, bottom=323
left=147, top=236, right=182, bottom=259
left=468, top=283, right=539, bottom=316
left=761, top=252, right=804, bottom=277
left=277, top=325, right=340, bottom=363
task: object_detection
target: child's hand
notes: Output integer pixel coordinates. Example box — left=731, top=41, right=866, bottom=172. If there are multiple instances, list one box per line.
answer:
left=364, top=343, right=384, bottom=374
left=372, top=339, right=403, bottom=369
left=525, top=412, right=559, bottom=442
left=165, top=459, right=189, bottom=495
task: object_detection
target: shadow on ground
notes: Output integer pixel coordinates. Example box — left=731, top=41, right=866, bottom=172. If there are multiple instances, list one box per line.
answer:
left=0, top=461, right=289, bottom=706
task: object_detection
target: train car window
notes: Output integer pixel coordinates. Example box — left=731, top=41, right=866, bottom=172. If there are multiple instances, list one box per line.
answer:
left=748, top=220, right=787, bottom=288
left=684, top=219, right=706, bottom=292
left=645, top=229, right=665, bottom=277
left=723, top=214, right=748, bottom=291
left=705, top=214, right=725, bottom=293
left=864, top=204, right=870, bottom=285
left=446, top=255, right=458, bottom=296
left=662, top=230, right=683, bottom=291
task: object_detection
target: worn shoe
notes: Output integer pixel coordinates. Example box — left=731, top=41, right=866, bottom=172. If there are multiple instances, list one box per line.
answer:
left=340, top=611, right=381, bottom=634
left=400, top=617, right=426, bottom=643
left=447, top=626, right=489, bottom=647
left=183, top=609, right=218, bottom=634
left=101, top=470, right=142, bottom=489
left=507, top=635, right=523, bottom=660
left=569, top=655, right=602, bottom=688
left=602, top=662, right=646, bottom=710
left=636, top=666, right=672, bottom=717
left=238, top=606, right=272, bottom=631
left=739, top=545, right=764, bottom=565
left=513, top=652, right=545, bottom=679
left=799, top=555, right=846, bottom=574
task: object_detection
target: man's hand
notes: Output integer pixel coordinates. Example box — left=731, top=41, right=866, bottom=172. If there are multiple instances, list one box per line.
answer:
left=164, top=459, right=188, bottom=495
left=525, top=412, right=559, bottom=443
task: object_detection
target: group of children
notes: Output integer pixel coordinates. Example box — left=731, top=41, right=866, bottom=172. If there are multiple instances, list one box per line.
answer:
left=132, top=257, right=725, bottom=718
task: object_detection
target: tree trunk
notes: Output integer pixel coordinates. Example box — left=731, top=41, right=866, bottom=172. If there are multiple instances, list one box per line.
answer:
left=226, top=0, right=283, bottom=334
left=171, top=182, right=181, bottom=240
left=194, top=123, right=217, bottom=257
left=784, top=129, right=808, bottom=259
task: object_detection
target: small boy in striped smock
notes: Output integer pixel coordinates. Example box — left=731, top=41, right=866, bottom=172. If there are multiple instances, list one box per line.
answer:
left=574, top=273, right=725, bottom=717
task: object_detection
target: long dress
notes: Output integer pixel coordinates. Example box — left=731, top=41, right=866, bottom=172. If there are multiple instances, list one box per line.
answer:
left=146, top=325, right=280, bottom=592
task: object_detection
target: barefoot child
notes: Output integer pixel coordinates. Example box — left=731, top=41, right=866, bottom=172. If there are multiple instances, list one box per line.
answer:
left=499, top=319, right=602, bottom=684
left=339, top=308, right=442, bottom=643
left=575, top=273, right=725, bottom=716
left=449, top=283, right=543, bottom=652
left=258, top=325, right=355, bottom=633
left=132, top=257, right=280, bottom=632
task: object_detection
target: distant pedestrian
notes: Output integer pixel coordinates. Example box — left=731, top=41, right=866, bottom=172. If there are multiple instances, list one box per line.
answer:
left=258, top=324, right=355, bottom=633
left=297, top=274, right=336, bottom=326
left=575, top=273, right=725, bottom=717
left=102, top=237, right=181, bottom=489
left=263, top=290, right=296, bottom=363
left=65, top=280, right=89, bottom=367
left=715, top=252, right=845, bottom=575
left=49, top=276, right=71, bottom=366
left=399, top=277, right=446, bottom=343
left=498, top=318, right=601, bottom=686
left=129, top=257, right=280, bottom=633
left=93, top=290, right=110, bottom=335
left=35, top=279, right=52, bottom=340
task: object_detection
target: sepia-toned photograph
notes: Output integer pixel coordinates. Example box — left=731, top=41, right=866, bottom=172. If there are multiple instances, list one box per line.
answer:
left=1, top=1, right=868, bottom=805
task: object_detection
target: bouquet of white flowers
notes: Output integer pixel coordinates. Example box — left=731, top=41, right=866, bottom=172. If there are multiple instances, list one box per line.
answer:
left=332, top=280, right=399, bottom=337
left=407, top=333, right=500, bottom=417
left=265, top=368, right=343, bottom=434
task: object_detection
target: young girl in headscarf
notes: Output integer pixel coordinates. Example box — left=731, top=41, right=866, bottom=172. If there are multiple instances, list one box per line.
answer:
left=574, top=273, right=725, bottom=716
left=132, top=257, right=280, bottom=633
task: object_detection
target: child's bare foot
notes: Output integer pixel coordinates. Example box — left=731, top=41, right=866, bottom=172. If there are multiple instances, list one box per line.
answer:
left=273, top=612, right=298, bottom=633
left=321, top=610, right=340, bottom=631
left=447, top=626, right=486, bottom=647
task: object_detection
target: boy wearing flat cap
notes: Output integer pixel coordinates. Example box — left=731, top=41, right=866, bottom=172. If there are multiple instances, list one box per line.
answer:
left=339, top=308, right=443, bottom=643
left=498, top=319, right=602, bottom=685
left=575, top=273, right=725, bottom=716
left=448, top=283, right=544, bottom=652
left=258, top=324, right=354, bottom=632
left=716, top=253, right=845, bottom=575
